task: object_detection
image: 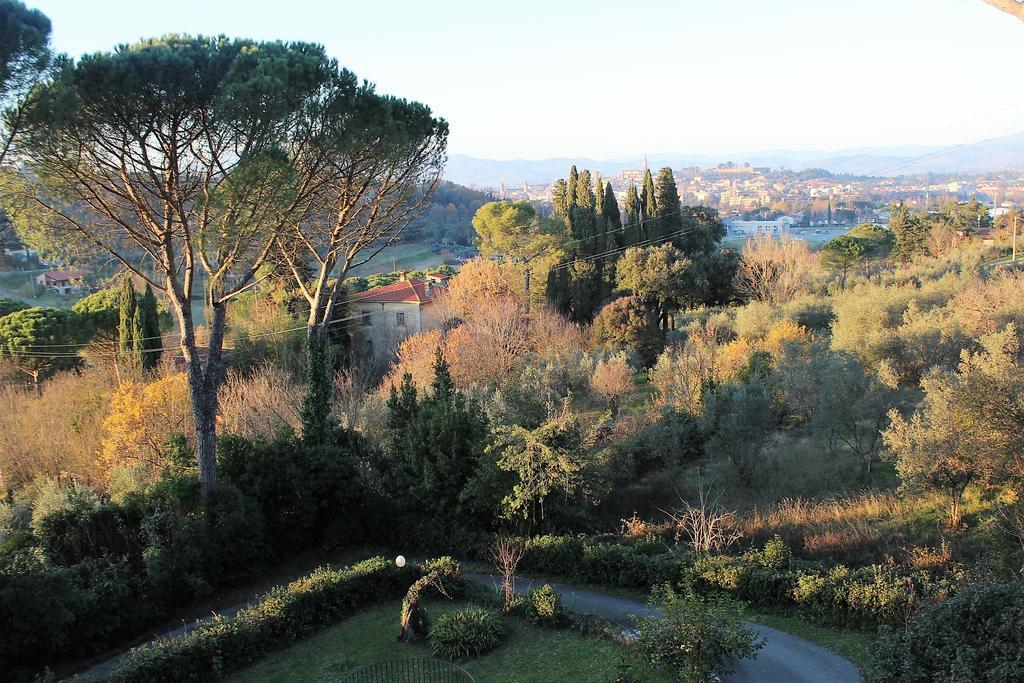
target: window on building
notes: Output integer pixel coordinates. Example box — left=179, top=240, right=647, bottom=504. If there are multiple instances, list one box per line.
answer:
left=361, top=312, right=372, bottom=327
left=395, top=311, right=406, bottom=327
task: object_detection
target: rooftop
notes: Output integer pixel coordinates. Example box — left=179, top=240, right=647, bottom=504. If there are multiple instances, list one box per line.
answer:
left=353, top=276, right=446, bottom=305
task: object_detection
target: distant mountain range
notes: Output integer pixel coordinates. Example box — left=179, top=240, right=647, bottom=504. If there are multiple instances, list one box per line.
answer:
left=445, top=132, right=1024, bottom=187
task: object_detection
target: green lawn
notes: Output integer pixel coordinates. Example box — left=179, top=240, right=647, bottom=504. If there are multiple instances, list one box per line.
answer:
left=346, top=241, right=442, bottom=278
left=226, top=599, right=668, bottom=683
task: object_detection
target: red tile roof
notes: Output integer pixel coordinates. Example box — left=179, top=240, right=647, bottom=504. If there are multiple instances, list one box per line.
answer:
left=40, top=269, right=89, bottom=282
left=354, top=278, right=444, bottom=304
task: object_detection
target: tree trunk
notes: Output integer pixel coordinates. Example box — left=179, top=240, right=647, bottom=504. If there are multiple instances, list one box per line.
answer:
left=523, top=266, right=531, bottom=313
left=172, top=288, right=225, bottom=498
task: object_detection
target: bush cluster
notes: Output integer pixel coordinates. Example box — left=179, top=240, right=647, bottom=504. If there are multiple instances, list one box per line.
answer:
left=0, top=428, right=369, bottom=678
left=518, top=535, right=682, bottom=588
left=635, top=584, right=763, bottom=683
left=864, top=582, right=1024, bottom=682
left=516, top=534, right=955, bottom=632
left=429, top=606, right=504, bottom=660
left=525, top=583, right=568, bottom=626
left=109, top=557, right=416, bottom=682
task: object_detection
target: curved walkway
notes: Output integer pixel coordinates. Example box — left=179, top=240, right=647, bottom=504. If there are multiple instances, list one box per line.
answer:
left=464, top=573, right=860, bottom=683
left=84, top=572, right=860, bottom=682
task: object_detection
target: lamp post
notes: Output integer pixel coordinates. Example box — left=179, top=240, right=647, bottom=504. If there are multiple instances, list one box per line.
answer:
left=395, top=555, right=406, bottom=568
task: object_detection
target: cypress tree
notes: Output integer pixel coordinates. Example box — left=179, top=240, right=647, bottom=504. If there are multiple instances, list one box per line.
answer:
left=623, top=184, right=642, bottom=246
left=601, top=182, right=623, bottom=294
left=551, top=179, right=569, bottom=219
left=575, top=170, right=594, bottom=211
left=117, top=274, right=136, bottom=365
left=640, top=169, right=657, bottom=241
left=130, top=302, right=145, bottom=368
left=140, top=284, right=162, bottom=370
left=566, top=166, right=579, bottom=210
left=655, top=167, right=682, bottom=243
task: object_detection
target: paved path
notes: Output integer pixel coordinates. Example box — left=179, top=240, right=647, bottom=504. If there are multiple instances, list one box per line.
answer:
left=464, top=573, right=860, bottom=683
left=84, top=572, right=859, bottom=682
left=81, top=599, right=257, bottom=680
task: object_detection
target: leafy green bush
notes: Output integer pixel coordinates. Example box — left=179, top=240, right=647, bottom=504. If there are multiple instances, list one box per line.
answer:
left=865, top=582, right=1024, bottom=682
left=759, top=535, right=792, bottom=570
left=0, top=549, right=146, bottom=679
left=526, top=583, right=567, bottom=626
left=635, top=584, right=763, bottom=683
left=429, top=606, right=504, bottom=660
left=109, top=557, right=416, bottom=682
left=519, top=535, right=680, bottom=588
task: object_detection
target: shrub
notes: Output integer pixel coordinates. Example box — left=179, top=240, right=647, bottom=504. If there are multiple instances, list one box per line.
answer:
left=635, top=584, right=763, bottom=683
left=110, top=557, right=415, bottom=682
left=519, top=535, right=680, bottom=589
left=429, top=606, right=504, bottom=660
left=526, top=583, right=567, bottom=626
left=759, top=535, right=792, bottom=570
left=865, top=582, right=1024, bottom=683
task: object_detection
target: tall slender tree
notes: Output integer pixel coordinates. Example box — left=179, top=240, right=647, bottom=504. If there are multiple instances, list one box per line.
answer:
left=117, top=275, right=137, bottom=366
left=140, top=283, right=161, bottom=370
left=623, top=183, right=642, bottom=246
left=640, top=168, right=658, bottom=240
left=655, top=167, right=682, bottom=242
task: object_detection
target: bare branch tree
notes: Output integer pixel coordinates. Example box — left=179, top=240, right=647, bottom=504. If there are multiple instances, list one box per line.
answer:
left=276, top=93, right=447, bottom=341
left=733, top=233, right=816, bottom=306
left=666, top=476, right=742, bottom=556
left=491, top=537, right=525, bottom=612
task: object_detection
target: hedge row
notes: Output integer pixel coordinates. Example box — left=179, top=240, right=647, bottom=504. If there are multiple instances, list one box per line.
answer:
left=516, top=534, right=959, bottom=631
left=109, top=557, right=418, bottom=682
left=517, top=535, right=683, bottom=588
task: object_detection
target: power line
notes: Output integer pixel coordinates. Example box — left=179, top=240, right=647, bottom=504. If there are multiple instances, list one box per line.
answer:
left=2, top=223, right=712, bottom=362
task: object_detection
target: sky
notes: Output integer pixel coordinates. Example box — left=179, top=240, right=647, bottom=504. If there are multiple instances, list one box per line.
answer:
left=27, top=0, right=1024, bottom=160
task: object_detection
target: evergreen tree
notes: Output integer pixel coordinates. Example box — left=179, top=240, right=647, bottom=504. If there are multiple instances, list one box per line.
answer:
left=117, top=274, right=136, bottom=366
left=384, top=351, right=489, bottom=522
left=300, top=332, right=332, bottom=445
left=566, top=166, right=579, bottom=211
left=623, top=184, right=642, bottom=246
left=430, top=346, right=455, bottom=400
left=575, top=169, right=594, bottom=210
left=601, top=182, right=623, bottom=293
left=640, top=169, right=657, bottom=241
left=130, top=302, right=144, bottom=368
left=140, top=283, right=162, bottom=370
left=551, top=179, right=569, bottom=219
left=602, top=182, right=622, bottom=244
left=655, top=167, right=682, bottom=242
left=890, top=202, right=928, bottom=262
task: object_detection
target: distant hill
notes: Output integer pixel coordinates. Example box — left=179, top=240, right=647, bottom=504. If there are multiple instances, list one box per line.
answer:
left=445, top=132, right=1024, bottom=187
left=411, top=181, right=493, bottom=245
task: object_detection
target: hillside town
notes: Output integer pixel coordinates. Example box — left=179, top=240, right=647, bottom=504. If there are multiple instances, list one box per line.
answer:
left=495, top=163, right=1024, bottom=234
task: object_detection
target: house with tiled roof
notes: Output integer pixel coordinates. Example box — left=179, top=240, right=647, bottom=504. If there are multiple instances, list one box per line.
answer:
left=35, top=269, right=89, bottom=295
left=352, top=272, right=449, bottom=359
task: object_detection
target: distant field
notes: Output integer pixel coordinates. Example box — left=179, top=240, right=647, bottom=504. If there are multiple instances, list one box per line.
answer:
left=346, top=241, right=445, bottom=278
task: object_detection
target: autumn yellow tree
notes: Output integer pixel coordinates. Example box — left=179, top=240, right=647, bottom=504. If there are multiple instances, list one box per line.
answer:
left=101, top=373, right=192, bottom=473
